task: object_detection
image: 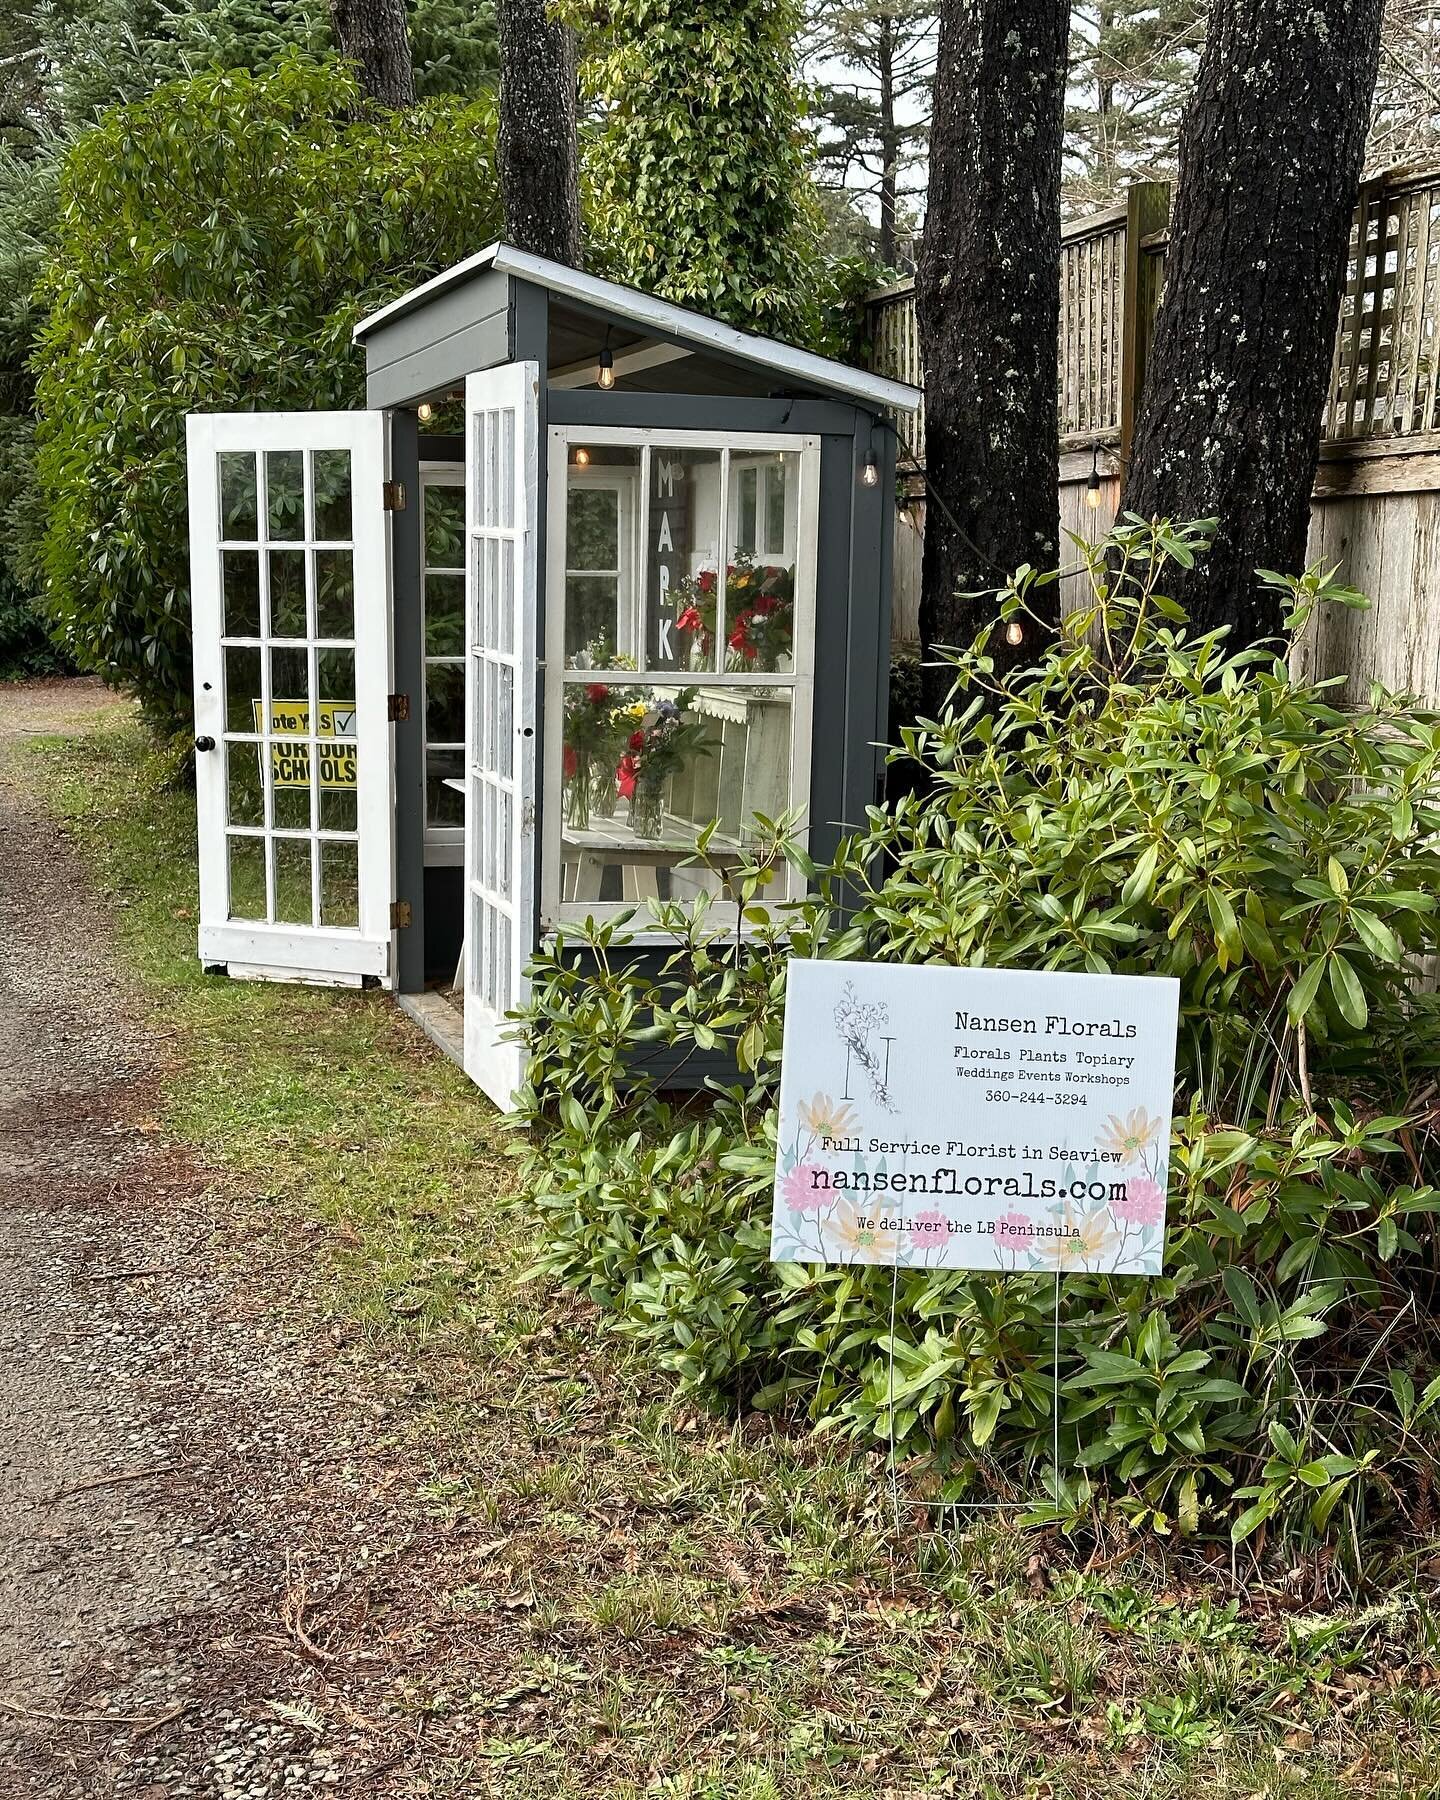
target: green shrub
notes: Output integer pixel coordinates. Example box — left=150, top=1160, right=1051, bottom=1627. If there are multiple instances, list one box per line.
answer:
left=518, top=519, right=1440, bottom=1563
left=31, top=54, right=501, bottom=733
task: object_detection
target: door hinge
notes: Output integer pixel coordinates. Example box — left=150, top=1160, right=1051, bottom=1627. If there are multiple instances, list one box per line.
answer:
left=382, top=479, right=407, bottom=512
left=390, top=900, right=412, bottom=929
left=387, top=692, right=410, bottom=723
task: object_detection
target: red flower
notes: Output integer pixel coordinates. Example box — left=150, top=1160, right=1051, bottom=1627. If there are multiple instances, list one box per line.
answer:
left=698, top=570, right=716, bottom=593
left=628, top=729, right=646, bottom=750
left=753, top=594, right=776, bottom=615
left=676, top=606, right=704, bottom=633
left=728, top=610, right=753, bottom=651
left=616, top=753, right=638, bottom=800
left=563, top=745, right=578, bottom=779
left=585, top=682, right=608, bottom=704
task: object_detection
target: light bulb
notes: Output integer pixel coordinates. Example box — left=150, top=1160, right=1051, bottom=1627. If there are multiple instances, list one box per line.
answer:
left=1005, top=620, right=1024, bottom=646
left=573, top=445, right=591, bottom=467
left=416, top=401, right=435, bottom=423
left=1085, top=470, right=1103, bottom=510
left=862, top=452, right=880, bottom=487
left=597, top=348, right=615, bottom=390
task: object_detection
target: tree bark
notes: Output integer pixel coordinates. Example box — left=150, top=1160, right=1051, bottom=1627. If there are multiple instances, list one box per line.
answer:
left=914, top=0, right=1066, bottom=711
left=328, top=0, right=415, bottom=106
left=878, top=14, right=897, bottom=268
left=1120, top=0, right=1384, bottom=642
left=498, top=0, right=582, bottom=268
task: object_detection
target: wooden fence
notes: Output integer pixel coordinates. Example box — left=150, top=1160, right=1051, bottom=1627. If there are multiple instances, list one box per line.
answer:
left=871, top=160, right=1440, bottom=707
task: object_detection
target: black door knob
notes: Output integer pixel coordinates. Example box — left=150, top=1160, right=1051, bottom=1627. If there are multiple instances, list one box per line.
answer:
left=195, top=735, right=216, bottom=752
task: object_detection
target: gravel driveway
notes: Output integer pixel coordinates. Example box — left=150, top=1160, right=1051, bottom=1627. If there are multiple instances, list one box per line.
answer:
left=0, top=682, right=471, bottom=1796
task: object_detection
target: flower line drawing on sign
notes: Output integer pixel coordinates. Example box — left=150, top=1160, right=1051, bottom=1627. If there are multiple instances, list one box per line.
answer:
left=833, top=980, right=896, bottom=1111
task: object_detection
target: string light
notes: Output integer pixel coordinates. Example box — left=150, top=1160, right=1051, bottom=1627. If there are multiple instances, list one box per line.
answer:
left=1085, top=445, right=1103, bottom=510
left=862, top=451, right=880, bottom=487
left=416, top=401, right=435, bottom=423
left=1005, top=620, right=1024, bottom=646
left=573, top=445, right=591, bottom=467
left=597, top=347, right=616, bottom=390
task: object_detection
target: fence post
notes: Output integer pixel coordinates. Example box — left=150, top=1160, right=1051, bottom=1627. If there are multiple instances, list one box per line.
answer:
left=1119, top=181, right=1171, bottom=464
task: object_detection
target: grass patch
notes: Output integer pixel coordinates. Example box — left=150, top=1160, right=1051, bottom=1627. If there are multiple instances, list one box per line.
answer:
left=16, top=710, right=1440, bottom=1798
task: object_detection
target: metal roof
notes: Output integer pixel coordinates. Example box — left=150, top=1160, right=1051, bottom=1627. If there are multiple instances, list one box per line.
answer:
left=352, top=242, right=922, bottom=414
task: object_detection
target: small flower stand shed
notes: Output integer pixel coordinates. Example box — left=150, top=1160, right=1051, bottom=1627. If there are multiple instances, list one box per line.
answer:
left=184, top=245, right=921, bottom=1108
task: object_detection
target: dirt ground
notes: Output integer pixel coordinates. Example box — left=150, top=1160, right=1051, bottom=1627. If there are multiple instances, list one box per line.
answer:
left=0, top=681, right=490, bottom=1797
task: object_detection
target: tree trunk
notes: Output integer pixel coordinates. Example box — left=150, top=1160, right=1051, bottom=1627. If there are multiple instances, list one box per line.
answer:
left=328, top=0, right=415, bottom=106
left=878, top=15, right=897, bottom=268
left=498, top=0, right=582, bottom=267
left=914, top=0, right=1066, bottom=710
left=1120, top=0, right=1384, bottom=642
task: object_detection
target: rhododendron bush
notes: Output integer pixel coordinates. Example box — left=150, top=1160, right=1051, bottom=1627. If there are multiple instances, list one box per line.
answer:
left=516, top=520, right=1440, bottom=1560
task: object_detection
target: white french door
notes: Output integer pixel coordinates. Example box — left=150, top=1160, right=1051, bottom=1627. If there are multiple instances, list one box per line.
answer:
left=186, top=412, right=395, bottom=986
left=463, top=364, right=540, bottom=1106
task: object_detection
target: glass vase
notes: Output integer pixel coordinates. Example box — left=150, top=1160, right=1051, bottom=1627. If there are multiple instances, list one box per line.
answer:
left=629, top=780, right=664, bottom=839
left=565, top=760, right=592, bottom=831
left=590, top=766, right=618, bottom=819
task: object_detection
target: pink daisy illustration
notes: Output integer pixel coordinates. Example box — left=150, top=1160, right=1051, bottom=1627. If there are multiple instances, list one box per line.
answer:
left=992, top=1212, right=1035, bottom=1251
left=909, top=1209, right=949, bottom=1251
left=781, top=1162, right=830, bottom=1214
left=1112, top=1177, right=1165, bottom=1227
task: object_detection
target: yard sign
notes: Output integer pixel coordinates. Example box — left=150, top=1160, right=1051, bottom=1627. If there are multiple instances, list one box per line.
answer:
left=771, top=961, right=1180, bottom=1276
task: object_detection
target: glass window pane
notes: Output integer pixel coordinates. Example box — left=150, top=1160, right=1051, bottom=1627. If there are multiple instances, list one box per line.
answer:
left=765, top=462, right=787, bottom=555
left=558, top=682, right=792, bottom=897
left=312, top=449, right=351, bottom=540
left=426, top=660, right=464, bottom=744
left=266, top=450, right=305, bottom=541
left=567, top=486, right=619, bottom=571
left=221, top=550, right=260, bottom=637
left=219, top=452, right=258, bottom=540
left=427, top=747, right=464, bottom=827
left=425, top=572, right=464, bottom=656
left=317, top=647, right=354, bottom=707
left=269, top=548, right=307, bottom=639
left=565, top=577, right=619, bottom=659
left=224, top=646, right=262, bottom=733
left=423, top=481, right=464, bottom=567
left=224, top=740, right=264, bottom=828
left=315, top=549, right=355, bottom=639
left=271, top=747, right=313, bottom=828
left=272, top=836, right=313, bottom=925
left=227, top=833, right=266, bottom=921
left=318, top=840, right=358, bottom=927
left=736, top=464, right=758, bottom=554
left=321, top=786, right=357, bottom=831
left=269, top=647, right=309, bottom=709
left=562, top=449, right=639, bottom=665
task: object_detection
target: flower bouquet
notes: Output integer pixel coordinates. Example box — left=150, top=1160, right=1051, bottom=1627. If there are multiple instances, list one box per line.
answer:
left=675, top=553, right=795, bottom=673
left=614, top=688, right=711, bottom=838
left=562, top=643, right=638, bottom=829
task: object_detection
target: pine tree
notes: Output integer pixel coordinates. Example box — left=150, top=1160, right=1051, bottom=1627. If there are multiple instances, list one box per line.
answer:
left=497, top=0, right=580, bottom=264
left=914, top=0, right=1067, bottom=705
left=804, top=0, right=933, bottom=268
left=1121, top=0, right=1385, bottom=642
left=1065, top=0, right=1203, bottom=210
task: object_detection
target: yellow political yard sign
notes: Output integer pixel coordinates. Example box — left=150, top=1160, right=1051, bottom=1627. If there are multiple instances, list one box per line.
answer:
left=252, top=699, right=358, bottom=788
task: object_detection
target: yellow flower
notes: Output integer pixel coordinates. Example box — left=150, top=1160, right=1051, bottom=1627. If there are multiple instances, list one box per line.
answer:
left=798, top=1091, right=858, bottom=1138
left=1098, top=1107, right=1160, bottom=1162
left=1036, top=1202, right=1120, bottom=1269
left=831, top=1203, right=897, bottom=1265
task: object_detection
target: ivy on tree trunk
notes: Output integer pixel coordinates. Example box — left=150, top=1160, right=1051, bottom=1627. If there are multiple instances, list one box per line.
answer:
left=1120, top=0, right=1385, bottom=642
left=498, top=0, right=581, bottom=267
left=914, top=0, right=1066, bottom=710
left=328, top=0, right=415, bottom=105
